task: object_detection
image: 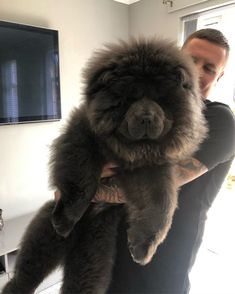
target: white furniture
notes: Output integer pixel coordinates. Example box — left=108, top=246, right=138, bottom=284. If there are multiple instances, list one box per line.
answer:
left=0, top=212, right=62, bottom=292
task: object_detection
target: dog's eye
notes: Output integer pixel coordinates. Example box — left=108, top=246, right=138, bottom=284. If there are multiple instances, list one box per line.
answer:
left=182, top=82, right=192, bottom=90
left=175, top=67, right=192, bottom=90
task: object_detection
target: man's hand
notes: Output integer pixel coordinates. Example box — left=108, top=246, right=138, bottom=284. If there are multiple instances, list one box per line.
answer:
left=100, top=162, right=118, bottom=178
left=54, top=190, right=61, bottom=202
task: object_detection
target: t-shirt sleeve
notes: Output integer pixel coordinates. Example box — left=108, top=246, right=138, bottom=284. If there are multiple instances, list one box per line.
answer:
left=194, top=102, right=235, bottom=170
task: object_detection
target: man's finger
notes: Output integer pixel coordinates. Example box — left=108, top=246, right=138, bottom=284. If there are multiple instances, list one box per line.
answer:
left=54, top=190, right=61, bottom=201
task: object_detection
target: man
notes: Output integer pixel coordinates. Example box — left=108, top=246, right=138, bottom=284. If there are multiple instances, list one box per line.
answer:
left=95, top=29, right=234, bottom=293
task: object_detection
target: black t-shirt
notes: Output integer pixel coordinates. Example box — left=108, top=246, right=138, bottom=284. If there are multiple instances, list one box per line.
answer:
left=108, top=101, right=235, bottom=294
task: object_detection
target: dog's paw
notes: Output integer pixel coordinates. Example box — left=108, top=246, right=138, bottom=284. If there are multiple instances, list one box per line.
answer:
left=51, top=200, right=75, bottom=237
left=51, top=214, right=74, bottom=238
left=128, top=239, right=157, bottom=266
left=127, top=227, right=158, bottom=265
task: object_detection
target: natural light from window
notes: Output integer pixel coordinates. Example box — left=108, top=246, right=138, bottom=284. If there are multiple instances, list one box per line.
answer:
left=182, top=4, right=235, bottom=294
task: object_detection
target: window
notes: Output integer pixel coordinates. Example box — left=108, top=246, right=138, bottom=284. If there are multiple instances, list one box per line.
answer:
left=182, top=4, right=235, bottom=108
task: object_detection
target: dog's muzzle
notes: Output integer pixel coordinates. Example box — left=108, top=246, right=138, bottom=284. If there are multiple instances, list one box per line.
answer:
left=127, top=111, right=164, bottom=140
left=121, top=98, right=168, bottom=141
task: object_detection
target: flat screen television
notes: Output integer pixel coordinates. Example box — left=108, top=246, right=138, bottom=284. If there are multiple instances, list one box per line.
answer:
left=0, top=21, right=61, bottom=125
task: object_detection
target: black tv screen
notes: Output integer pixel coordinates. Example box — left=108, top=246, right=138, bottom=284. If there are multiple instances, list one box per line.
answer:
left=0, top=21, right=61, bottom=125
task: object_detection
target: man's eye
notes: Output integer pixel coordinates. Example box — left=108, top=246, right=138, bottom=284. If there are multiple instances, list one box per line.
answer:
left=204, top=65, right=215, bottom=74
left=191, top=56, right=198, bottom=64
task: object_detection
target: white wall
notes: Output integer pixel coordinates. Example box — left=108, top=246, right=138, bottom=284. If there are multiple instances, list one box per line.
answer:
left=0, top=0, right=129, bottom=220
left=129, top=0, right=235, bottom=43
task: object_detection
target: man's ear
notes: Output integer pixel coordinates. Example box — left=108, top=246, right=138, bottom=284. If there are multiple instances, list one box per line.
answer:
left=217, top=70, right=224, bottom=82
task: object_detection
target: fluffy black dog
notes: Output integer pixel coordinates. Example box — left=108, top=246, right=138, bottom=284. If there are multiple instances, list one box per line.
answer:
left=2, top=38, right=207, bottom=293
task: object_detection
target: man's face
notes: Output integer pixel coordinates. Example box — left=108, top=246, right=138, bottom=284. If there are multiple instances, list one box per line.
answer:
left=182, top=38, right=228, bottom=99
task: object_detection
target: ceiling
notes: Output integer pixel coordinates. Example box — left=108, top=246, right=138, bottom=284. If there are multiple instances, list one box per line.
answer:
left=113, top=0, right=141, bottom=5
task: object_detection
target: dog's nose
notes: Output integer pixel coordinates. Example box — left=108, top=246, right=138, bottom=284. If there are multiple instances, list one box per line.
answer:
left=128, top=113, right=160, bottom=140
left=139, top=114, right=154, bottom=126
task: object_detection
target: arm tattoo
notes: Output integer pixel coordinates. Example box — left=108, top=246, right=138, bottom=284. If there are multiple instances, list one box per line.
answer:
left=94, top=184, right=125, bottom=203
left=176, top=158, right=208, bottom=186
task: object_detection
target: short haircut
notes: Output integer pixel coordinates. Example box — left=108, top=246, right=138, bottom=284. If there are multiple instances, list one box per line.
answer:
left=183, top=28, right=230, bottom=57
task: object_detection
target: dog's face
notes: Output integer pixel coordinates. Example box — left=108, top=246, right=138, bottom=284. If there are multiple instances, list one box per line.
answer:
left=83, top=38, right=207, bottom=164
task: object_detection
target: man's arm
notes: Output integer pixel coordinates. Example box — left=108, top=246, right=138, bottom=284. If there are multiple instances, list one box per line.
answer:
left=93, top=185, right=125, bottom=203
left=87, top=158, right=208, bottom=202
left=54, top=158, right=208, bottom=203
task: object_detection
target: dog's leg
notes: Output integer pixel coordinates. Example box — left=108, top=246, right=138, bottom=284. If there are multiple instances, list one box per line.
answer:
left=61, top=204, right=123, bottom=294
left=50, top=116, right=104, bottom=238
left=52, top=183, right=98, bottom=238
left=120, top=165, right=178, bottom=266
left=2, top=201, right=66, bottom=294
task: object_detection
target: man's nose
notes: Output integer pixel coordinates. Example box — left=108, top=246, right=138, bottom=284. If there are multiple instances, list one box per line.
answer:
left=194, top=62, right=204, bottom=77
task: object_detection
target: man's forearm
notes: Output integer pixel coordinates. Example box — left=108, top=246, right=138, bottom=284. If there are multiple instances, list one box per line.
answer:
left=55, top=158, right=208, bottom=203
left=94, top=184, right=125, bottom=203
left=175, top=157, right=208, bottom=187
left=94, top=157, right=208, bottom=202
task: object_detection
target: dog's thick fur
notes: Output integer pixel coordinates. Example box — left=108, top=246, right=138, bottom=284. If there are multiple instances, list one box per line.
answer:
left=2, top=38, right=207, bottom=294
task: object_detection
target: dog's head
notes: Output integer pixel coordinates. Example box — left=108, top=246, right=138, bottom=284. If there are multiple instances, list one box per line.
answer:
left=83, top=38, right=207, bottom=164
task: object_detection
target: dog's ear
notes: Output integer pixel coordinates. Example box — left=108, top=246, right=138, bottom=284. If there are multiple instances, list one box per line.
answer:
left=176, top=66, right=193, bottom=90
